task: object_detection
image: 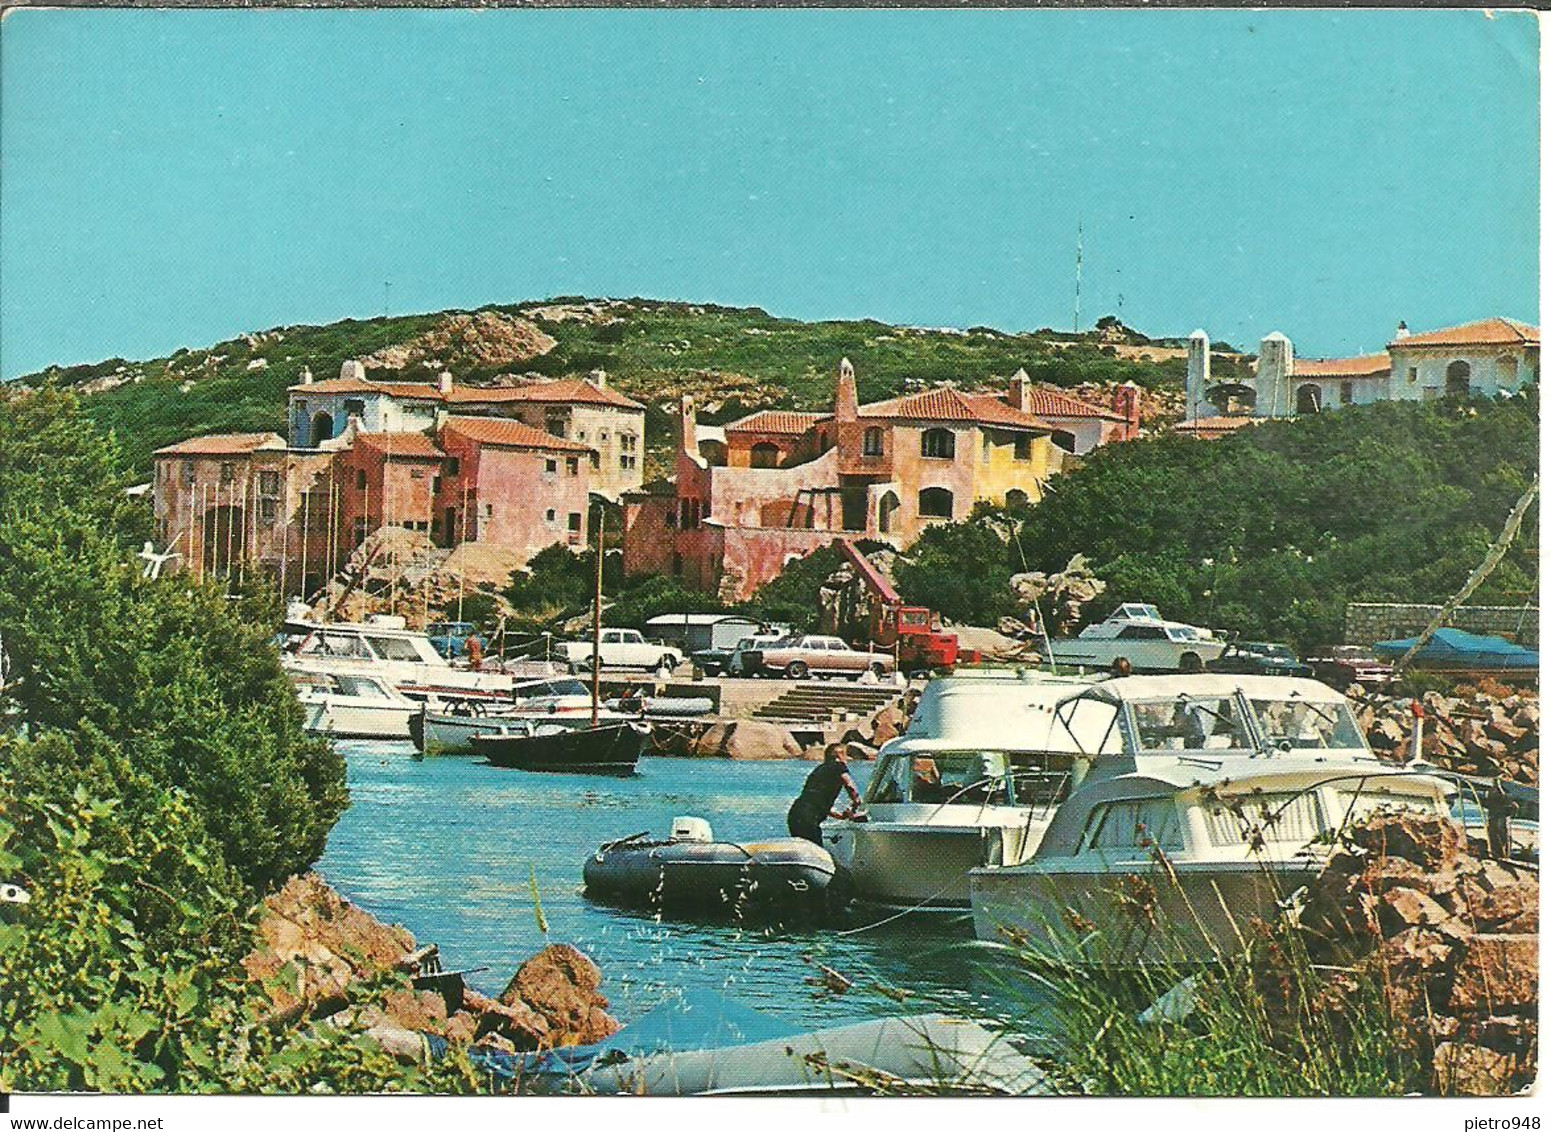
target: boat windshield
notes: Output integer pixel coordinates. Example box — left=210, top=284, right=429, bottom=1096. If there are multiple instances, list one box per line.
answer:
left=335, top=674, right=393, bottom=700
left=1129, top=695, right=1253, bottom=752
left=1247, top=697, right=1365, bottom=751
left=518, top=678, right=590, bottom=699
left=303, top=631, right=374, bottom=660
left=367, top=635, right=428, bottom=662
left=1165, top=627, right=1203, bottom=642
left=865, top=751, right=1072, bottom=807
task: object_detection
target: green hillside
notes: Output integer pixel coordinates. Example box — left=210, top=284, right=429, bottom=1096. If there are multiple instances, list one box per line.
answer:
left=20, top=298, right=1201, bottom=475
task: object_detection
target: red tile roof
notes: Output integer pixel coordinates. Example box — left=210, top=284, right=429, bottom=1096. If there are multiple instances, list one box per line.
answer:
left=438, top=415, right=593, bottom=453
left=289, top=374, right=644, bottom=410
left=1019, top=386, right=1129, bottom=421
left=354, top=431, right=446, bottom=459
left=861, top=388, right=1051, bottom=432
left=724, top=409, right=827, bottom=435
left=1293, top=354, right=1391, bottom=378
left=1389, top=318, right=1539, bottom=350
left=155, top=432, right=285, bottom=457
left=447, top=378, right=644, bottom=411
left=1172, top=416, right=1259, bottom=438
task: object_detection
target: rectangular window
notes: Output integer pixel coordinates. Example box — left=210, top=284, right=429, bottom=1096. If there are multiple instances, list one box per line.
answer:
left=343, top=398, right=366, bottom=419
left=219, top=462, right=235, bottom=485
left=260, top=497, right=279, bottom=524
left=1339, top=382, right=1354, bottom=405
left=621, top=433, right=637, bottom=452
left=446, top=458, right=461, bottom=475
left=567, top=457, right=580, bottom=475
left=258, top=470, right=281, bottom=496
left=1014, top=436, right=1032, bottom=461
left=589, top=452, right=600, bottom=470
left=356, top=469, right=367, bottom=490
left=546, top=415, right=567, bottom=438
left=484, top=503, right=494, bottom=518
left=431, top=476, right=441, bottom=494
left=1408, top=367, right=1419, bottom=384
left=545, top=459, right=558, bottom=475
left=1084, top=799, right=1184, bottom=853
left=409, top=468, right=426, bottom=480
left=545, top=508, right=557, bottom=524
left=568, top=512, right=583, bottom=533
left=620, top=454, right=637, bottom=471
left=181, top=460, right=195, bottom=486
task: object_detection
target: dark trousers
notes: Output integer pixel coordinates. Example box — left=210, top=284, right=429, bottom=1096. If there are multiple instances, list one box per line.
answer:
left=787, top=802, right=823, bottom=846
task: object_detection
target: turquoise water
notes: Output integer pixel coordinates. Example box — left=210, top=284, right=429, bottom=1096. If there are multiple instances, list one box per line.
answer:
left=316, top=743, right=1031, bottom=1029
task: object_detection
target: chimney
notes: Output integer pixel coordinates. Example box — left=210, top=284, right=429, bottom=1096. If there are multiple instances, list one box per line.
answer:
left=1256, top=332, right=1294, bottom=418
left=1008, top=368, right=1033, bottom=413
left=340, top=359, right=366, bottom=383
left=1186, top=330, right=1211, bottom=418
left=299, top=366, right=314, bottom=386
left=589, top=369, right=608, bottom=390
left=835, top=358, right=859, bottom=422
left=679, top=394, right=697, bottom=456
left=1394, top=320, right=1410, bottom=341
left=437, top=371, right=453, bottom=395
left=1112, top=382, right=1141, bottom=440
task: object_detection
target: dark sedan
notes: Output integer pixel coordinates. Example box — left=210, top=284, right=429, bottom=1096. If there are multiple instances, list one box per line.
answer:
left=1207, top=642, right=1314, bottom=678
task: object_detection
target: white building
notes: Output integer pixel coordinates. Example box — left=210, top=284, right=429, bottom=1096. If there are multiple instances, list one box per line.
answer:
left=1185, top=317, right=1538, bottom=421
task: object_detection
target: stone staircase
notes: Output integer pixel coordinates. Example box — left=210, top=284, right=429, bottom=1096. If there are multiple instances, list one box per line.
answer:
left=750, top=682, right=903, bottom=727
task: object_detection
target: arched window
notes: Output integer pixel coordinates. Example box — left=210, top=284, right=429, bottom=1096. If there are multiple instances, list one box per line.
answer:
left=1006, top=489, right=1029, bottom=509
left=862, top=427, right=884, bottom=456
left=309, top=411, right=334, bottom=447
left=750, top=442, right=780, bottom=468
left=1295, top=384, right=1321, bottom=415
left=921, top=428, right=955, bottom=460
left=918, top=487, right=954, bottom=519
left=1339, top=381, right=1354, bottom=405
left=1445, top=360, right=1472, bottom=398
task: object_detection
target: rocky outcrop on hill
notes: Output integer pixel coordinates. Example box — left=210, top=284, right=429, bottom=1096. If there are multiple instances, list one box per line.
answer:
left=361, top=311, right=557, bottom=373
left=247, top=874, right=618, bottom=1060
left=691, top=720, right=804, bottom=760
left=1354, top=681, right=1539, bottom=788
left=1287, top=814, right=1537, bottom=1096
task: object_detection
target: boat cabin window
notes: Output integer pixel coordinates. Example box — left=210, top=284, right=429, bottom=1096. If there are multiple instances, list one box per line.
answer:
left=1330, top=786, right=1442, bottom=828
left=1247, top=698, right=1363, bottom=751
left=1129, top=695, right=1251, bottom=751
left=1118, top=625, right=1168, bottom=640
left=1165, top=627, right=1204, bottom=642
left=518, top=679, right=589, bottom=699
left=1054, top=696, right=1125, bottom=756
left=334, top=675, right=393, bottom=700
left=1119, top=604, right=1161, bottom=621
left=307, top=632, right=374, bottom=660
left=1082, top=798, right=1184, bottom=853
left=865, top=751, right=1074, bottom=807
left=1202, top=791, right=1325, bottom=848
left=366, top=635, right=427, bottom=663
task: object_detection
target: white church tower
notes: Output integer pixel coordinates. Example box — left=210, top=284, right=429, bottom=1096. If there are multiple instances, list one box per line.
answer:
left=1255, top=332, right=1294, bottom=418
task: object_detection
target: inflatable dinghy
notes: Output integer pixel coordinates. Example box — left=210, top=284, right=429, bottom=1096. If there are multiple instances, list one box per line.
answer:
left=584, top=817, right=839, bottom=919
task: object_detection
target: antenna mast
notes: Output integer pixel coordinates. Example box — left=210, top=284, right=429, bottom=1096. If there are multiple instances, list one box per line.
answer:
left=1072, top=219, right=1084, bottom=333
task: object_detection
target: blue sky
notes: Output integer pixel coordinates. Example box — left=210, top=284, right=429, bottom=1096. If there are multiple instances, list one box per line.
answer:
left=0, top=8, right=1538, bottom=378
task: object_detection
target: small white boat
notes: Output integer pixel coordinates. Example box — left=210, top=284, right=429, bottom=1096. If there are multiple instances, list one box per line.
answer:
left=294, top=671, right=420, bottom=740
left=1043, top=603, right=1228, bottom=673
left=824, top=670, right=1104, bottom=910
left=967, top=674, right=1458, bottom=965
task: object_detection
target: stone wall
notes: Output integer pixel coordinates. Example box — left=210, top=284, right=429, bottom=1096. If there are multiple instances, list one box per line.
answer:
left=1344, top=603, right=1538, bottom=648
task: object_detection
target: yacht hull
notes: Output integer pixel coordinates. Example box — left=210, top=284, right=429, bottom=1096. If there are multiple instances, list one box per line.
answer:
left=969, top=858, right=1319, bottom=966
left=828, top=816, right=1044, bottom=909
left=302, top=699, right=416, bottom=740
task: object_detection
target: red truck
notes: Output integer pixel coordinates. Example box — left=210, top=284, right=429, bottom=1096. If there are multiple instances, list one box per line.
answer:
left=829, top=540, right=979, bottom=674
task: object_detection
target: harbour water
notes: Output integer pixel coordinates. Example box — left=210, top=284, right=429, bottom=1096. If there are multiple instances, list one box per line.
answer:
left=317, top=743, right=1038, bottom=1029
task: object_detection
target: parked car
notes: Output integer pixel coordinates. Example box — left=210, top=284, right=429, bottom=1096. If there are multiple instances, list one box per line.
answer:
left=692, top=630, right=787, bottom=676
left=427, top=621, right=480, bottom=659
left=1305, top=645, right=1395, bottom=690
left=1206, top=641, right=1313, bottom=678
left=739, top=635, right=896, bottom=681
left=556, top=629, right=684, bottom=675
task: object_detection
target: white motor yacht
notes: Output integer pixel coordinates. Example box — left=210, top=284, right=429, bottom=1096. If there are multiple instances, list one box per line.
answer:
left=824, top=670, right=1107, bottom=909
left=967, top=674, right=1457, bottom=965
left=281, top=614, right=514, bottom=700
left=1043, top=603, right=1228, bottom=673
left=294, top=670, right=420, bottom=740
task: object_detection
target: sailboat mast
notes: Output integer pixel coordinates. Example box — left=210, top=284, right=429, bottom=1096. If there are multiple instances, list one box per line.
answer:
left=591, top=502, right=604, bottom=727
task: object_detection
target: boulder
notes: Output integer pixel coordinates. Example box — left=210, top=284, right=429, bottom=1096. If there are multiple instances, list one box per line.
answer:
left=692, top=720, right=803, bottom=760
left=501, top=944, right=619, bottom=1047
left=1448, top=934, right=1538, bottom=1013
left=1433, top=1042, right=1521, bottom=1097
left=1377, top=887, right=1451, bottom=935
left=1346, top=813, right=1465, bottom=873
left=870, top=704, right=908, bottom=745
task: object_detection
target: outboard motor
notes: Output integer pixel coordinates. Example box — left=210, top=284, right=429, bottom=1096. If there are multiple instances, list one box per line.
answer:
left=670, top=816, right=714, bottom=843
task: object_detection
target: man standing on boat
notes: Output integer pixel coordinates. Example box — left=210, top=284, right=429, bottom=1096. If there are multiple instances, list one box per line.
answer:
left=787, top=745, right=862, bottom=846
